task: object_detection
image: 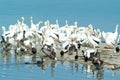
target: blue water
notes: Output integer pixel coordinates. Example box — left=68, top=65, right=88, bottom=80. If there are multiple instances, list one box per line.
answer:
left=0, top=0, right=120, bottom=32
left=0, top=51, right=120, bottom=80
left=0, top=0, right=120, bottom=80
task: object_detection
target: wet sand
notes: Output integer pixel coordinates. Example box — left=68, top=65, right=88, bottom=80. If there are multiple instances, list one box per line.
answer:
left=55, top=43, right=120, bottom=71
left=1, top=42, right=120, bottom=71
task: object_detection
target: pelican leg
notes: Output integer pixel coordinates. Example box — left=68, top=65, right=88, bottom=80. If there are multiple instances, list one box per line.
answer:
left=75, top=50, right=78, bottom=60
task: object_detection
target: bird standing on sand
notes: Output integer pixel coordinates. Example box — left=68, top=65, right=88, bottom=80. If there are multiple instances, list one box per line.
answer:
left=102, top=24, right=118, bottom=49
left=92, top=57, right=104, bottom=70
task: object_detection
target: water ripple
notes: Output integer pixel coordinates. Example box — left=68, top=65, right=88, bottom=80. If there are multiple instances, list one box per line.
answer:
left=0, top=54, right=120, bottom=80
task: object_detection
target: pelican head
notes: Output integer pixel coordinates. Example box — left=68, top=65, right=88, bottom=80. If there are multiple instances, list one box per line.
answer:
left=74, top=21, right=78, bottom=26
left=44, top=20, right=50, bottom=27
left=38, top=21, right=43, bottom=25
left=1, top=26, right=6, bottom=34
left=46, top=20, right=50, bottom=26
left=65, top=20, right=68, bottom=26
left=21, top=17, right=25, bottom=23
left=56, top=19, right=58, bottom=25
left=88, top=24, right=93, bottom=29
left=30, top=16, right=33, bottom=22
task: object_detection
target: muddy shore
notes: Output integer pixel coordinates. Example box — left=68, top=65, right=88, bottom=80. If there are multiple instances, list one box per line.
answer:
left=1, top=42, right=120, bottom=71
left=55, top=42, right=120, bottom=71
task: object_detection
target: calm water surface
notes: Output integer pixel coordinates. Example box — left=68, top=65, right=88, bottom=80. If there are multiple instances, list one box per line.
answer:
left=0, top=0, right=120, bottom=32
left=0, top=50, right=120, bottom=80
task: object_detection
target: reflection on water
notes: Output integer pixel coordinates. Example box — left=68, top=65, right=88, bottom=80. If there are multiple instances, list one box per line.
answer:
left=1, top=50, right=12, bottom=64
left=0, top=50, right=120, bottom=80
left=82, top=63, right=104, bottom=80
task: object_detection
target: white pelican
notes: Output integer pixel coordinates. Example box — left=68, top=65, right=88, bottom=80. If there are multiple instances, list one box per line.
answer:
left=50, top=19, right=59, bottom=29
left=39, top=32, right=57, bottom=60
left=40, top=20, right=50, bottom=33
left=81, top=30, right=101, bottom=48
left=82, top=49, right=99, bottom=62
left=87, top=35, right=100, bottom=48
left=30, top=16, right=42, bottom=32
left=60, top=39, right=78, bottom=59
left=117, top=34, right=120, bottom=44
left=21, top=17, right=29, bottom=31
left=1, top=26, right=17, bottom=51
left=1, top=26, right=8, bottom=42
left=30, top=16, right=36, bottom=31
left=94, top=29, right=101, bottom=39
left=41, top=43, right=57, bottom=60
left=102, top=24, right=118, bottom=48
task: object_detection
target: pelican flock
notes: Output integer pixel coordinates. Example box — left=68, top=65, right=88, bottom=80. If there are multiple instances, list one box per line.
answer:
left=0, top=17, right=119, bottom=69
